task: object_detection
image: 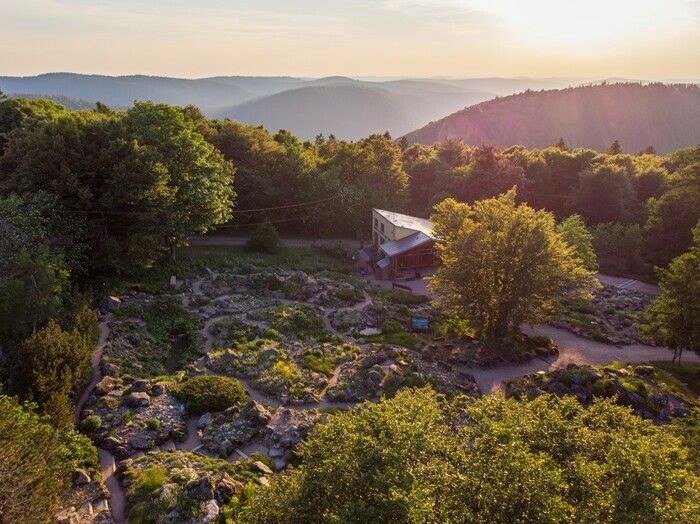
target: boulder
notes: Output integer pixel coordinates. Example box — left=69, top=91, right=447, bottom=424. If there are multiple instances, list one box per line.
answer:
left=72, top=469, right=91, bottom=486
left=101, top=436, right=123, bottom=452
left=123, top=391, right=150, bottom=408
left=213, top=473, right=243, bottom=504
left=101, top=296, right=121, bottom=313
left=187, top=476, right=214, bottom=500
left=152, top=382, right=168, bottom=396
left=197, top=412, right=213, bottom=429
left=100, top=361, right=119, bottom=377
left=634, top=365, right=655, bottom=378
left=252, top=461, right=273, bottom=475
left=128, top=434, right=152, bottom=450
left=95, top=376, right=116, bottom=395
left=202, top=499, right=220, bottom=523
left=130, top=380, right=150, bottom=393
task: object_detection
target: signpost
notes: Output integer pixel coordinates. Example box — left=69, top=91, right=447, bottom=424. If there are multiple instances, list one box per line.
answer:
left=411, top=316, right=430, bottom=332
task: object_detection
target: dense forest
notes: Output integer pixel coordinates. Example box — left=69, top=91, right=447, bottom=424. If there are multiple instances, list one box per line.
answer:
left=405, top=83, right=700, bottom=154
left=1, top=94, right=698, bottom=279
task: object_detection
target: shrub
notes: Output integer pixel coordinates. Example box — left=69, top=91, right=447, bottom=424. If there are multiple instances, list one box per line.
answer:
left=0, top=395, right=97, bottom=523
left=335, top=288, right=362, bottom=303
left=174, top=375, right=247, bottom=415
left=247, top=222, right=281, bottom=254
left=81, top=414, right=102, bottom=432
left=146, top=417, right=161, bottom=430
left=302, top=350, right=336, bottom=376
left=270, top=304, right=326, bottom=340
left=381, top=320, right=403, bottom=334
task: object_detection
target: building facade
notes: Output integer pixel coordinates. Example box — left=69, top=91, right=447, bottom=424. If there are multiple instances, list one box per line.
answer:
left=363, top=209, right=437, bottom=280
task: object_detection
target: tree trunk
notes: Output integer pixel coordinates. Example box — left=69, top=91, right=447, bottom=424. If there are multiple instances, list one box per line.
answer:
left=169, top=244, right=176, bottom=263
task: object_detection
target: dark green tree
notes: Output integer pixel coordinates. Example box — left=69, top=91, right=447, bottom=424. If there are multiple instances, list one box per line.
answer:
left=247, top=221, right=281, bottom=253
left=641, top=222, right=700, bottom=362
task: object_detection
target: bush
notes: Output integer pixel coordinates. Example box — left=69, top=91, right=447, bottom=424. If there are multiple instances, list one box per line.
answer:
left=335, top=288, right=362, bottom=303
left=174, top=375, right=247, bottom=415
left=381, top=320, right=404, bottom=334
left=270, top=304, right=326, bottom=340
left=81, top=414, right=102, bottom=432
left=0, top=395, right=97, bottom=523
left=302, top=350, right=336, bottom=376
left=146, top=417, right=161, bottom=430
left=247, top=222, right=281, bottom=254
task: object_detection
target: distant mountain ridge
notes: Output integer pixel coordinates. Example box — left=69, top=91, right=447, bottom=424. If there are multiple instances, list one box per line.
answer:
left=1, top=73, right=505, bottom=139
left=215, top=80, right=495, bottom=139
left=403, top=83, right=700, bottom=154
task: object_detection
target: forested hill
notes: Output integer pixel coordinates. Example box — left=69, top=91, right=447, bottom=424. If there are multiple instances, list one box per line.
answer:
left=404, top=83, right=700, bottom=154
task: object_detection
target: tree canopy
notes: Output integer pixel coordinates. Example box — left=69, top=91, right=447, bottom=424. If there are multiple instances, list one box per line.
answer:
left=429, top=189, right=596, bottom=341
left=642, top=222, right=700, bottom=361
left=240, top=388, right=700, bottom=523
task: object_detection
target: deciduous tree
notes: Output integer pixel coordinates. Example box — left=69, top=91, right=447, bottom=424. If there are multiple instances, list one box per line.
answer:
left=641, top=222, right=700, bottom=362
left=429, top=189, right=596, bottom=341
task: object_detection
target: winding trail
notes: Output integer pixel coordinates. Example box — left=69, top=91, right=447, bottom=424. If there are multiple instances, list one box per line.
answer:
left=73, top=318, right=127, bottom=524
left=464, top=324, right=700, bottom=393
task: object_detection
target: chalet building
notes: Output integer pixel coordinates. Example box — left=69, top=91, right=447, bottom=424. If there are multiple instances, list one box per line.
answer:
left=358, top=208, right=437, bottom=280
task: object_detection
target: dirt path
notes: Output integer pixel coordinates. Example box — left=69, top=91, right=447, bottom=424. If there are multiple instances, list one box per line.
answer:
left=73, top=318, right=127, bottom=524
left=74, top=320, right=110, bottom=428
left=463, top=324, right=700, bottom=393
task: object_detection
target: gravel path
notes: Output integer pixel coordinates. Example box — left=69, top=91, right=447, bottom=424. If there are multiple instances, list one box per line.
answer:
left=73, top=319, right=127, bottom=524
left=464, top=324, right=700, bottom=393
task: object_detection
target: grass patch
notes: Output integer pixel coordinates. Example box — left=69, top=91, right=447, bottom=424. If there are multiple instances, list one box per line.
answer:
left=364, top=321, right=422, bottom=350
left=176, top=245, right=352, bottom=274
left=651, top=361, right=700, bottom=397
left=370, top=288, right=430, bottom=305
left=268, top=304, right=327, bottom=341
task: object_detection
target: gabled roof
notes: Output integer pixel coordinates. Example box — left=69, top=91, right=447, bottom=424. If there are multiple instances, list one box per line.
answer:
left=376, top=256, right=391, bottom=269
left=374, top=209, right=434, bottom=238
left=380, top=231, right=434, bottom=258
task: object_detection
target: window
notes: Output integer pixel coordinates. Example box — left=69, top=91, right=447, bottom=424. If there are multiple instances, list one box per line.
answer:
left=380, top=223, right=384, bottom=233
left=374, top=218, right=378, bottom=228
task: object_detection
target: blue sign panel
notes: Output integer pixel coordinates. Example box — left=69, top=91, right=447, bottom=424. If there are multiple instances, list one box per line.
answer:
left=411, top=316, right=429, bottom=331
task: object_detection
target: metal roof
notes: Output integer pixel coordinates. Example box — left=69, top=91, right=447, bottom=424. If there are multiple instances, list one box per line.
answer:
left=380, top=231, right=434, bottom=258
left=374, top=209, right=434, bottom=238
left=376, top=256, right=391, bottom=269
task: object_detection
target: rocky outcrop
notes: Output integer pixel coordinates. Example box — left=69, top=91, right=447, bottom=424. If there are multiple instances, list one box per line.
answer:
left=264, top=408, right=322, bottom=469
left=505, top=363, right=694, bottom=423
left=201, top=401, right=272, bottom=457
left=326, top=345, right=480, bottom=402
left=80, top=378, right=186, bottom=457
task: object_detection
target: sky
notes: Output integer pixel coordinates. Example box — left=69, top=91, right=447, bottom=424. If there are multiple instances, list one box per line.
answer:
left=1, top=0, right=699, bottom=79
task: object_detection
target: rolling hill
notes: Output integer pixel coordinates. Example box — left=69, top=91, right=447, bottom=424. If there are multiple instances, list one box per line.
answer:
left=404, top=83, right=700, bottom=154
left=215, top=78, right=494, bottom=139
left=0, top=73, right=253, bottom=109
left=0, top=74, right=497, bottom=138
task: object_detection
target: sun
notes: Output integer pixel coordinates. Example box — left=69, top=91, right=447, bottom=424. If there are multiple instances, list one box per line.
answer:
left=462, top=0, right=688, bottom=51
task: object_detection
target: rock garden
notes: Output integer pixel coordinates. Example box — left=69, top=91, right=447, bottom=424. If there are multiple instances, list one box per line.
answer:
left=505, top=362, right=695, bottom=423
left=78, top=260, right=681, bottom=523
left=553, top=285, right=655, bottom=345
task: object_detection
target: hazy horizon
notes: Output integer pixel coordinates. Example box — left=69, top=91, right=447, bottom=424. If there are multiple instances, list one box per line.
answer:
left=2, top=1, right=699, bottom=79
